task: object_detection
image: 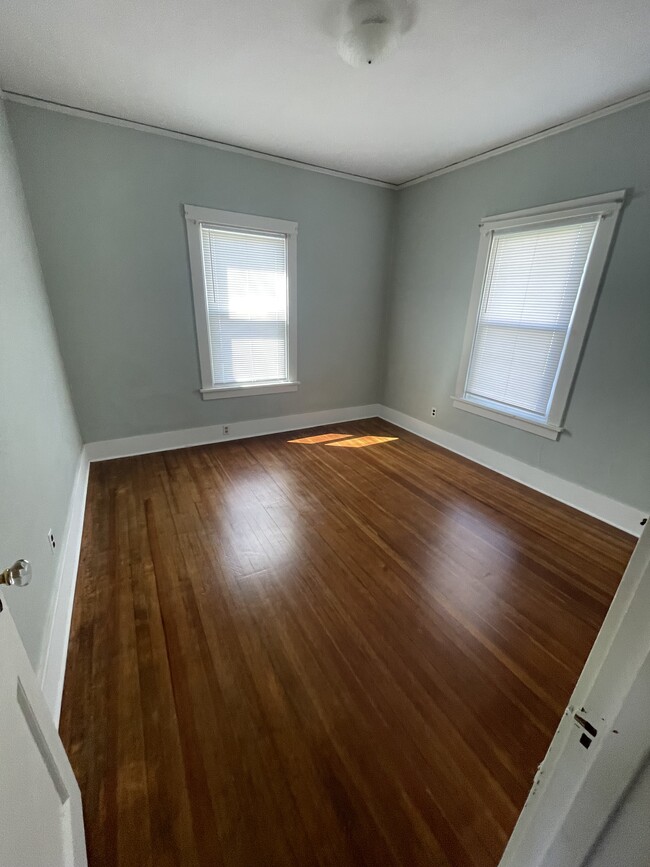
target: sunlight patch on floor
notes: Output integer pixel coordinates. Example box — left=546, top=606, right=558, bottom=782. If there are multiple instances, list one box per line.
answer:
left=288, top=433, right=354, bottom=444
left=325, top=436, right=398, bottom=448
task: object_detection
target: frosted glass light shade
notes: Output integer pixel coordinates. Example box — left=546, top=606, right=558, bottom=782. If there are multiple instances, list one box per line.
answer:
left=338, top=0, right=400, bottom=67
left=338, top=21, right=399, bottom=65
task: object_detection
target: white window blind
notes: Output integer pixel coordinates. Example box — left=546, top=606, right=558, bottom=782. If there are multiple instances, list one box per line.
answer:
left=463, top=218, right=599, bottom=421
left=200, top=224, right=289, bottom=387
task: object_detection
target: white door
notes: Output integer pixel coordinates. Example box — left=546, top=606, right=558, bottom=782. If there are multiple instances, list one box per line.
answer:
left=0, top=586, right=86, bottom=867
left=499, top=521, right=650, bottom=866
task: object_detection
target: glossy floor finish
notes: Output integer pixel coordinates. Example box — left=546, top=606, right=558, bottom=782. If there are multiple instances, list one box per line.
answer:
left=60, top=419, right=635, bottom=867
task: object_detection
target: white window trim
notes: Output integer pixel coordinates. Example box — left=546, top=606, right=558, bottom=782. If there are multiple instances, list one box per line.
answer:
left=184, top=204, right=298, bottom=400
left=453, top=190, right=626, bottom=440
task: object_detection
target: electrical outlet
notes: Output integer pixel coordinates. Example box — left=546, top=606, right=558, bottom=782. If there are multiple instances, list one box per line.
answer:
left=223, top=425, right=230, bottom=436
left=47, top=529, right=57, bottom=553
left=431, top=407, right=437, bottom=418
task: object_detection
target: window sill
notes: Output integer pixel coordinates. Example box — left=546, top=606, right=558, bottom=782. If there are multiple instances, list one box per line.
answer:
left=200, top=381, right=300, bottom=400
left=452, top=397, right=562, bottom=440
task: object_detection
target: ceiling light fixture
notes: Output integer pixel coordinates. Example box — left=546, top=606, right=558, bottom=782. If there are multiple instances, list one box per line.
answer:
left=338, top=0, right=401, bottom=67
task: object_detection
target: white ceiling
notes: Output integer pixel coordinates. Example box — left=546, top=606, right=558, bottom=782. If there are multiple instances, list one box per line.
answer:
left=0, top=0, right=649, bottom=185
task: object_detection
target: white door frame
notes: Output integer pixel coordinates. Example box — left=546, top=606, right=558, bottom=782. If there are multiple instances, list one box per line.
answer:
left=0, top=588, right=87, bottom=866
left=499, top=522, right=650, bottom=866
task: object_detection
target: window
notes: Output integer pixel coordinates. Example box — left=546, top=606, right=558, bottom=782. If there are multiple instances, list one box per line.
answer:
left=185, top=206, right=298, bottom=399
left=454, top=191, right=624, bottom=439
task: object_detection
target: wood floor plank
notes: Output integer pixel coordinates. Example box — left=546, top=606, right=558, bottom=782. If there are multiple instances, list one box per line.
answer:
left=60, top=419, right=635, bottom=866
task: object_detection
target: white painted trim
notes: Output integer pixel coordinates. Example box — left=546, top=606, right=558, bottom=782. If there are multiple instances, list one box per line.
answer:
left=184, top=205, right=298, bottom=236
left=377, top=405, right=646, bottom=536
left=0, top=91, right=394, bottom=189
left=36, top=402, right=644, bottom=728
left=4, top=88, right=649, bottom=190
left=499, top=524, right=650, bottom=867
left=454, top=192, right=625, bottom=435
left=452, top=398, right=561, bottom=439
left=38, top=447, right=90, bottom=727
left=200, top=382, right=299, bottom=400
left=397, top=90, right=650, bottom=188
left=480, top=189, right=626, bottom=228
left=85, top=405, right=382, bottom=461
left=86, top=403, right=646, bottom=533
left=184, top=204, right=299, bottom=397
left=27, top=398, right=641, bottom=748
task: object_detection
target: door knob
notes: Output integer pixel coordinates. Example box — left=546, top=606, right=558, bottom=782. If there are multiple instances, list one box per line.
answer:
left=0, top=559, right=32, bottom=587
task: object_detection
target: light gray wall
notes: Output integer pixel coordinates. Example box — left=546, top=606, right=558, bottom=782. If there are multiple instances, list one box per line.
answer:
left=0, top=102, right=82, bottom=670
left=5, top=99, right=648, bottom=513
left=6, top=103, right=395, bottom=443
left=583, top=754, right=650, bottom=867
left=384, top=101, right=650, bottom=510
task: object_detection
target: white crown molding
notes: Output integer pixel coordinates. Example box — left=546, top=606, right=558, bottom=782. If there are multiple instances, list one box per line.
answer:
left=4, top=87, right=650, bottom=190
left=38, top=447, right=90, bottom=726
left=396, top=89, right=650, bottom=189
left=0, top=90, right=395, bottom=190
left=377, top=406, right=646, bottom=537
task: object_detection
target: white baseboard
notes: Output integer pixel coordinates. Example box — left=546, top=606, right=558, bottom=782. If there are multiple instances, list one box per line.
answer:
left=85, top=404, right=382, bottom=461
left=85, top=402, right=645, bottom=535
left=38, top=447, right=90, bottom=726
left=378, top=406, right=645, bottom=537
left=40, top=403, right=641, bottom=725
left=36, top=404, right=380, bottom=725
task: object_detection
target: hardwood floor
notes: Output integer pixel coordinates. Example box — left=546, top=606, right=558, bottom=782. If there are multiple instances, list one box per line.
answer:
left=60, top=419, right=635, bottom=866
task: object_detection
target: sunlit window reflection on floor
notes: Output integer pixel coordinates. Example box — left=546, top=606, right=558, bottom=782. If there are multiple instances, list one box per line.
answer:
left=326, top=436, right=398, bottom=448
left=287, top=432, right=399, bottom=448
left=288, top=433, right=354, bottom=444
